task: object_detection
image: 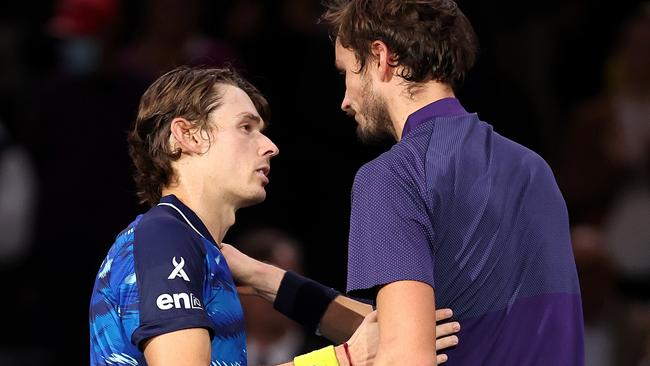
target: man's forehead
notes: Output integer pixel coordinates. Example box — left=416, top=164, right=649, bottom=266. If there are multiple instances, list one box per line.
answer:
left=212, top=84, right=267, bottom=129
left=334, top=41, right=354, bottom=66
left=334, top=48, right=344, bottom=69
left=220, top=87, right=259, bottom=113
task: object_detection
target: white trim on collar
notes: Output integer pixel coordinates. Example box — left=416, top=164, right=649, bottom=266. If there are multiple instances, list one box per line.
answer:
left=157, top=202, right=205, bottom=239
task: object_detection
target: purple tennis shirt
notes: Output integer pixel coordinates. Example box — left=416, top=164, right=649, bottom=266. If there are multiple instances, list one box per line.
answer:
left=347, top=98, right=584, bottom=365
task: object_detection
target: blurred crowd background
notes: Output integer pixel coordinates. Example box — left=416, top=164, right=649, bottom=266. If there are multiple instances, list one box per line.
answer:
left=0, top=0, right=648, bottom=365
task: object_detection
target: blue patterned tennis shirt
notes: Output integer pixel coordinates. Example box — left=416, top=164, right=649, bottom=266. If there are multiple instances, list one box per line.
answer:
left=89, top=195, right=246, bottom=366
left=347, top=98, right=584, bottom=365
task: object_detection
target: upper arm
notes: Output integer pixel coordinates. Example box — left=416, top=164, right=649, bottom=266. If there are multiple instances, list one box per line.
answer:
left=143, top=328, right=211, bottom=366
left=376, top=280, right=437, bottom=366
left=348, top=160, right=435, bottom=300
left=130, top=216, right=216, bottom=348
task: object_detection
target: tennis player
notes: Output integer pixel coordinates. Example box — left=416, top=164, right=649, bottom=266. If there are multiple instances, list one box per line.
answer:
left=325, top=1, right=584, bottom=364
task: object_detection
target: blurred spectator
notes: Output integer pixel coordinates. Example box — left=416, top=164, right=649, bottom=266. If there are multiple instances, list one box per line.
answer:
left=600, top=3, right=650, bottom=287
left=561, top=2, right=650, bottom=286
left=571, top=225, right=618, bottom=366
left=235, top=227, right=330, bottom=365
left=560, top=3, right=650, bottom=365
left=0, top=122, right=36, bottom=266
left=48, top=0, right=120, bottom=77
left=0, top=120, right=41, bottom=364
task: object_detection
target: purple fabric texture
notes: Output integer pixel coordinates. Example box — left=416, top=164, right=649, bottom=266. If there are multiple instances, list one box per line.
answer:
left=347, top=98, right=584, bottom=365
left=444, top=293, right=584, bottom=365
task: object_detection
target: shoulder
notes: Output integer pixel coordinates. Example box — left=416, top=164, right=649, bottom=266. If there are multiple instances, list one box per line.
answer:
left=355, top=141, right=426, bottom=187
left=491, top=132, right=560, bottom=194
left=133, top=206, right=206, bottom=257
left=351, top=148, right=428, bottom=209
left=495, top=133, right=553, bottom=175
left=520, top=150, right=560, bottom=191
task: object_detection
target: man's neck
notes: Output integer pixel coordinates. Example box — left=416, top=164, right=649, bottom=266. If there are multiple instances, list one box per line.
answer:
left=162, top=186, right=235, bottom=243
left=386, top=81, right=455, bottom=140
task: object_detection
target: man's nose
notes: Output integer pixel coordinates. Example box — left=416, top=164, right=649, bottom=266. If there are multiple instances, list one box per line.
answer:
left=260, top=134, right=279, bottom=158
left=341, top=90, right=351, bottom=113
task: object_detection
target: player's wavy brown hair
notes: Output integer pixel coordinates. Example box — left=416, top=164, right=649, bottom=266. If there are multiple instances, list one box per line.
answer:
left=128, top=66, right=270, bottom=206
left=322, top=0, right=478, bottom=87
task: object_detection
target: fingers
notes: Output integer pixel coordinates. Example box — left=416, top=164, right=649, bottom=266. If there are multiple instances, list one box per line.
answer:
left=436, top=335, right=459, bottom=352
left=363, top=310, right=378, bottom=323
left=436, top=321, right=460, bottom=338
left=435, top=308, right=453, bottom=321
left=219, top=243, right=237, bottom=252
left=434, top=308, right=460, bottom=356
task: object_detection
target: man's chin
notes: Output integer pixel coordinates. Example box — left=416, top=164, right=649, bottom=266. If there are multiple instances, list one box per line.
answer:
left=239, top=191, right=267, bottom=208
left=356, top=125, right=394, bottom=145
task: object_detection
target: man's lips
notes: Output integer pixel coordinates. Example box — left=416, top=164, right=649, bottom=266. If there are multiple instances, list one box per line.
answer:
left=256, top=165, right=270, bottom=177
left=255, top=165, right=270, bottom=184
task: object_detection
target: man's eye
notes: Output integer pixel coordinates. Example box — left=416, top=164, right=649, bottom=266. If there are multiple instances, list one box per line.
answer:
left=241, top=124, right=251, bottom=132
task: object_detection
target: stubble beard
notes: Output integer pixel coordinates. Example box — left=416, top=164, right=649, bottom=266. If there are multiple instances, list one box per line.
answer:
left=355, top=76, right=396, bottom=144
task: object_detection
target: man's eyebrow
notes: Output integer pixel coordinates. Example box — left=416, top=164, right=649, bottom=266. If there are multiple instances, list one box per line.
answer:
left=237, top=112, right=260, bottom=122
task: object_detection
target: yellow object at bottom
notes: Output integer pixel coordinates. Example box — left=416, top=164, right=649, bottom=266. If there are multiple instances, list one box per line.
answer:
left=293, top=345, right=340, bottom=366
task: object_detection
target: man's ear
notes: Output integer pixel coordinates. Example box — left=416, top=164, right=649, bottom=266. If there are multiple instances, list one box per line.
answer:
left=169, top=117, right=207, bottom=155
left=370, top=40, right=393, bottom=82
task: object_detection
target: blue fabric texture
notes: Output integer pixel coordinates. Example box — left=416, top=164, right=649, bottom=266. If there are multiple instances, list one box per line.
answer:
left=89, top=195, right=247, bottom=365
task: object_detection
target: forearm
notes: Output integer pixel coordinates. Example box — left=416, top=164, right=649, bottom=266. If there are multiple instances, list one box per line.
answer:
left=247, top=265, right=370, bottom=343
left=222, top=244, right=347, bottom=337
left=319, top=295, right=373, bottom=343
left=246, top=260, right=286, bottom=303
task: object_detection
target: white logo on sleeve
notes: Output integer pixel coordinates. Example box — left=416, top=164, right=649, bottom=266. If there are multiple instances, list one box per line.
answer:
left=168, top=256, right=190, bottom=281
left=156, top=292, right=203, bottom=310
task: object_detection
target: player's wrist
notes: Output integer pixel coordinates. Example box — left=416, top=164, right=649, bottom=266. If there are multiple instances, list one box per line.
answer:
left=344, top=332, right=374, bottom=366
left=334, top=344, right=350, bottom=366
left=294, top=345, right=341, bottom=366
left=273, top=271, right=340, bottom=332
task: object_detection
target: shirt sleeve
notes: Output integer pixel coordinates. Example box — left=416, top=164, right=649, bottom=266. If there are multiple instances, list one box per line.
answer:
left=346, top=158, right=435, bottom=301
left=131, top=216, right=216, bottom=349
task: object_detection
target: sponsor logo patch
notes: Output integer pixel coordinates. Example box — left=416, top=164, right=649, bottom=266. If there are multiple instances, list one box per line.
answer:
left=156, top=292, right=203, bottom=310
left=168, top=256, right=190, bottom=282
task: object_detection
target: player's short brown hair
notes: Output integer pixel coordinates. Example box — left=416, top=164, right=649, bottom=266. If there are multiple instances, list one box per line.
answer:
left=128, top=66, right=270, bottom=206
left=322, top=0, right=478, bottom=87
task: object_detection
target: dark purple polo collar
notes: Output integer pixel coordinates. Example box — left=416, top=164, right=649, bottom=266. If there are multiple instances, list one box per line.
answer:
left=402, top=97, right=469, bottom=138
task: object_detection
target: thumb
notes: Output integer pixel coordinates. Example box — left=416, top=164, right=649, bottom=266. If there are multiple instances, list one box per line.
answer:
left=363, top=310, right=378, bottom=323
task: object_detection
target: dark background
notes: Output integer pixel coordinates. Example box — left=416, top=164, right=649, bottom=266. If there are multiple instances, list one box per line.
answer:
left=0, top=0, right=648, bottom=365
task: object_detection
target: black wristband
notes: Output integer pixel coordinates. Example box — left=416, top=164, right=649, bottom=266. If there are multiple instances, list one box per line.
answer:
left=273, top=271, right=340, bottom=332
